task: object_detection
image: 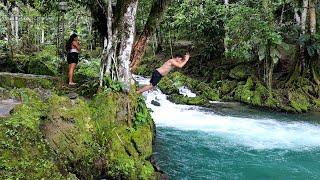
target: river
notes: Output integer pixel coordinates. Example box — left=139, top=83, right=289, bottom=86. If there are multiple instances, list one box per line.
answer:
left=135, top=75, right=320, bottom=180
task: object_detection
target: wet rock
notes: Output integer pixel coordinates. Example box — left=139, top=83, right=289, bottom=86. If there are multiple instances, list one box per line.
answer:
left=0, top=99, right=21, bottom=118
left=34, top=88, right=52, bottom=102
left=151, top=100, right=161, bottom=106
left=67, top=92, right=78, bottom=99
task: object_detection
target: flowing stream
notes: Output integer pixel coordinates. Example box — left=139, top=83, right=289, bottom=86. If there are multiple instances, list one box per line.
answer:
left=135, top=75, right=320, bottom=179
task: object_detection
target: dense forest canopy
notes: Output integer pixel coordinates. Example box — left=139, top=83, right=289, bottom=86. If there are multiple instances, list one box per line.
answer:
left=0, top=0, right=319, bottom=91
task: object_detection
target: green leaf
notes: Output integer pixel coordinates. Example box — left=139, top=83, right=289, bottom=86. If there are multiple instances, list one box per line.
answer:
left=258, top=47, right=266, bottom=61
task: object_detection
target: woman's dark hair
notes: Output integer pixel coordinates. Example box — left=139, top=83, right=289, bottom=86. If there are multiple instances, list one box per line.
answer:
left=65, top=34, right=78, bottom=52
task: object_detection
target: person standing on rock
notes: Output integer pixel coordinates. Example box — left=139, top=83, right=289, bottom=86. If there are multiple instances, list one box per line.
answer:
left=65, top=34, right=80, bottom=85
left=137, top=53, right=190, bottom=94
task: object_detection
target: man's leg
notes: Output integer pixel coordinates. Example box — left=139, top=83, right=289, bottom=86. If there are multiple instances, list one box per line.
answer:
left=137, top=84, right=154, bottom=94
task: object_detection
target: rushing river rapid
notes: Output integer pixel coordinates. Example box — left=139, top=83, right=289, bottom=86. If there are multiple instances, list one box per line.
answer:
left=134, top=75, right=320, bottom=179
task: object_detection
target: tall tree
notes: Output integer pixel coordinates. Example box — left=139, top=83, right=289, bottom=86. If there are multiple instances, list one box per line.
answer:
left=95, top=0, right=139, bottom=91
left=130, top=0, right=171, bottom=72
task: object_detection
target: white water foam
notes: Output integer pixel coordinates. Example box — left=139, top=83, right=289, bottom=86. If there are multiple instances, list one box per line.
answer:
left=179, top=86, right=197, bottom=97
left=134, top=75, right=320, bottom=150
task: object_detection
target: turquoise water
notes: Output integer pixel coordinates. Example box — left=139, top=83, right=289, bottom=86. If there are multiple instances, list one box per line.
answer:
left=135, top=75, right=320, bottom=179
left=154, top=127, right=320, bottom=179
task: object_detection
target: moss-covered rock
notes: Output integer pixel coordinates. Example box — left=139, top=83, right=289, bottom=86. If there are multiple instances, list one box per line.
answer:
left=158, top=76, right=179, bottom=95
left=219, top=80, right=238, bottom=95
left=195, top=82, right=220, bottom=101
left=229, top=64, right=254, bottom=80
left=289, top=89, right=310, bottom=113
left=0, top=72, right=61, bottom=89
left=251, top=82, right=269, bottom=106
left=1, top=88, right=160, bottom=179
left=0, top=89, right=66, bottom=179
left=234, top=77, right=254, bottom=104
left=168, top=94, right=207, bottom=105
left=43, top=95, right=99, bottom=179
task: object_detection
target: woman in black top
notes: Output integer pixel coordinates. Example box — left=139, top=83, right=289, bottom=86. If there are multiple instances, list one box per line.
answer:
left=65, top=34, right=80, bottom=85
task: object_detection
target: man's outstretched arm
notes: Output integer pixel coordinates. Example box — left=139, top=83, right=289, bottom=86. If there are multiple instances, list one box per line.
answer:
left=172, top=53, right=190, bottom=68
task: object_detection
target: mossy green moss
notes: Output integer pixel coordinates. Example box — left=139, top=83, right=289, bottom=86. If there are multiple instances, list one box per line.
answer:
left=289, top=89, right=310, bottom=113
left=229, top=64, right=254, bottom=80
left=234, top=77, right=254, bottom=104
left=195, top=82, right=220, bottom=101
left=168, top=94, right=207, bottom=105
left=0, top=89, right=64, bottom=179
left=25, top=60, right=56, bottom=76
left=251, top=82, right=269, bottom=106
left=158, top=76, right=179, bottom=95
left=43, top=95, right=100, bottom=178
left=219, top=80, right=237, bottom=95
left=105, top=125, right=155, bottom=179
left=0, top=72, right=60, bottom=89
left=1, top=88, right=159, bottom=179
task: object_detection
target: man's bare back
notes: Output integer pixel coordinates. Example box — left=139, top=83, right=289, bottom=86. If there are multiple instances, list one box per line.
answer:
left=156, top=59, right=177, bottom=76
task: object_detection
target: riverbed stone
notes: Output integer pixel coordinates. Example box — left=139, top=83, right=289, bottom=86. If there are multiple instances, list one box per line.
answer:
left=151, top=100, right=161, bottom=106
left=0, top=99, right=21, bottom=118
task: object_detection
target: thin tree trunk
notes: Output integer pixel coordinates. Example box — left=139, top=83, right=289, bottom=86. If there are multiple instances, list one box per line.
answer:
left=309, top=0, right=316, bottom=34
left=300, top=0, right=308, bottom=75
left=118, top=0, right=138, bottom=92
left=14, top=7, right=19, bottom=42
left=130, top=0, right=172, bottom=72
left=99, top=0, right=114, bottom=87
left=309, top=0, right=319, bottom=85
left=301, top=0, right=309, bottom=34
left=294, top=8, right=301, bottom=25
left=224, top=0, right=229, bottom=53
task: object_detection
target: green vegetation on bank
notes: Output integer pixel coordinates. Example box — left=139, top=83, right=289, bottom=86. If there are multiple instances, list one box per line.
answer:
left=136, top=50, right=320, bottom=113
left=0, top=85, right=160, bottom=179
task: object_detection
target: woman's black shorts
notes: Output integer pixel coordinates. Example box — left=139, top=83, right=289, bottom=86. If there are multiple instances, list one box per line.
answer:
left=67, top=52, right=79, bottom=64
left=150, top=70, right=163, bottom=86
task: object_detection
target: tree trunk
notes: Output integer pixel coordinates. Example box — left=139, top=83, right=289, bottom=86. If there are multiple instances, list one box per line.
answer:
left=130, top=0, right=172, bottom=72
left=301, top=0, right=309, bottom=34
left=309, top=0, right=316, bottom=34
left=118, top=0, right=138, bottom=92
left=268, top=58, right=275, bottom=91
left=309, top=0, right=319, bottom=85
left=99, top=0, right=114, bottom=87
left=294, top=8, right=301, bottom=25
left=224, top=0, right=229, bottom=53
left=13, top=7, right=19, bottom=42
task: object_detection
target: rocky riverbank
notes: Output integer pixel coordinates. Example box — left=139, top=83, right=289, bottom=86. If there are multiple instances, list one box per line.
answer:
left=0, top=73, right=165, bottom=179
